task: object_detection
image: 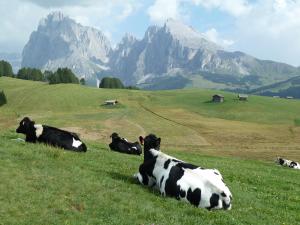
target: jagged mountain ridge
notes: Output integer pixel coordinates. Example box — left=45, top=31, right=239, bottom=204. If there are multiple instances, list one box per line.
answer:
left=22, top=12, right=111, bottom=79
left=22, top=12, right=300, bottom=89
left=109, top=19, right=300, bottom=89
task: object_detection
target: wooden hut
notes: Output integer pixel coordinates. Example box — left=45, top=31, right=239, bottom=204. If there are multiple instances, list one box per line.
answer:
left=212, top=94, right=224, bottom=103
left=104, top=100, right=118, bottom=105
left=238, top=94, right=248, bottom=101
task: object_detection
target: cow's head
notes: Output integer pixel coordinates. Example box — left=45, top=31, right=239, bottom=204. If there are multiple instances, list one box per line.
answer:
left=139, top=134, right=161, bottom=152
left=290, top=161, right=297, bottom=168
left=110, top=132, right=119, bottom=140
left=16, top=117, right=35, bottom=134
left=276, top=157, right=285, bottom=165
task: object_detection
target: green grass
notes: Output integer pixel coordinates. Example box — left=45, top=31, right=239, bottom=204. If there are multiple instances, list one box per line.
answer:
left=1, top=131, right=299, bottom=225
left=1, top=77, right=300, bottom=224
left=1, top=77, right=300, bottom=126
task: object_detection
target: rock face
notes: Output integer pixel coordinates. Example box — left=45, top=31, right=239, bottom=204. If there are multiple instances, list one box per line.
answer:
left=22, top=12, right=111, bottom=79
left=109, top=19, right=299, bottom=89
left=22, top=13, right=300, bottom=89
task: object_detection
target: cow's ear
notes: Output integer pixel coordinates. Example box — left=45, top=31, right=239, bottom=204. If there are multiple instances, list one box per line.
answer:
left=157, top=138, right=161, bottom=145
left=139, top=136, right=144, bottom=145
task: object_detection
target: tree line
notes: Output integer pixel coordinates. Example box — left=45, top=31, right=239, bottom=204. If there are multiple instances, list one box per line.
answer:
left=0, top=60, right=83, bottom=84
left=1, top=60, right=139, bottom=89
left=99, top=77, right=139, bottom=90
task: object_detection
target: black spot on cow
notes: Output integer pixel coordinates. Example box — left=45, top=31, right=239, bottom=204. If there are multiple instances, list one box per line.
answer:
left=222, top=200, right=231, bottom=210
left=221, top=192, right=227, bottom=197
left=207, top=193, right=220, bottom=210
left=138, top=156, right=158, bottom=186
left=177, top=162, right=198, bottom=170
left=164, top=159, right=171, bottom=169
left=187, top=188, right=201, bottom=207
left=180, top=190, right=186, bottom=198
left=278, top=158, right=285, bottom=165
left=165, top=165, right=185, bottom=198
left=172, top=159, right=180, bottom=163
left=160, top=176, right=164, bottom=187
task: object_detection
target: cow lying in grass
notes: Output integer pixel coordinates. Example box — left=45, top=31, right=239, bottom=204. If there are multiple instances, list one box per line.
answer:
left=134, top=134, right=232, bottom=210
left=16, top=117, right=87, bottom=152
left=276, top=157, right=300, bottom=170
left=109, top=132, right=142, bottom=155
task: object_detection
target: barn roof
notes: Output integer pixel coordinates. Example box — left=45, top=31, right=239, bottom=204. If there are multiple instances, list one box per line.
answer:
left=105, top=99, right=117, bottom=103
left=238, top=94, right=248, bottom=98
left=213, top=94, right=224, bottom=98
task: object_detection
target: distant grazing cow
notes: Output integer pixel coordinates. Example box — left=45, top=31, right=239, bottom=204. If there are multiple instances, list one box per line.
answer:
left=109, top=132, right=142, bottom=155
left=276, top=157, right=300, bottom=170
left=16, top=117, right=87, bottom=152
left=134, top=134, right=232, bottom=210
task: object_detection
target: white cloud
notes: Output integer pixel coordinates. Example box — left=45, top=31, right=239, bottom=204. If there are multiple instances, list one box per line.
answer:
left=191, top=0, right=252, bottom=17
left=147, top=0, right=182, bottom=24
left=232, top=0, right=300, bottom=65
left=203, top=28, right=234, bottom=48
left=0, top=0, right=48, bottom=52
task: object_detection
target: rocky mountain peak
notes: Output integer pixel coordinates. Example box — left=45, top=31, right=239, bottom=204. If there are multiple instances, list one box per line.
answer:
left=119, top=33, right=138, bottom=46
left=162, top=18, right=221, bottom=50
left=22, top=12, right=111, bottom=79
left=38, top=11, right=68, bottom=27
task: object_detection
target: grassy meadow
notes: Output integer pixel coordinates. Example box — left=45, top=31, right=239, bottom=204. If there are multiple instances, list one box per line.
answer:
left=0, top=77, right=300, bottom=225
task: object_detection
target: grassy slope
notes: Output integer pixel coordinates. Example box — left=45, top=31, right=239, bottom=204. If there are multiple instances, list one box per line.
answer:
left=1, top=77, right=300, bottom=224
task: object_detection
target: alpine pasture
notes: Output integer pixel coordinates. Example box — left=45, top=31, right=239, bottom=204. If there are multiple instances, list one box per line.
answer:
left=0, top=77, right=300, bottom=225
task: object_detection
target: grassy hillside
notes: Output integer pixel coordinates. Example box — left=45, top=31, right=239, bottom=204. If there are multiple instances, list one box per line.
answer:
left=1, top=77, right=300, bottom=224
left=250, top=76, right=300, bottom=99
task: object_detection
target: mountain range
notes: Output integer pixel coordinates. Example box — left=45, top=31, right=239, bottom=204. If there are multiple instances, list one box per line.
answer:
left=20, top=12, right=300, bottom=92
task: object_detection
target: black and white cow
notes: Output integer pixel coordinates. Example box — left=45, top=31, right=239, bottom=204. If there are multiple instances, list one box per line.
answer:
left=16, top=117, right=87, bottom=152
left=134, top=134, right=232, bottom=210
left=109, top=132, right=142, bottom=155
left=276, top=157, right=300, bottom=170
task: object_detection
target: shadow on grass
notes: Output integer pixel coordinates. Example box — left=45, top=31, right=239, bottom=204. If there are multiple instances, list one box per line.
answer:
left=106, top=171, right=161, bottom=196
left=106, top=171, right=138, bottom=185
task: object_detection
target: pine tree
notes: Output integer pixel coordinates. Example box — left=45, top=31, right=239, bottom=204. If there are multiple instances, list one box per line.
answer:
left=48, top=68, right=79, bottom=84
left=99, top=77, right=124, bottom=89
left=0, top=60, right=13, bottom=77
left=0, top=90, right=7, bottom=106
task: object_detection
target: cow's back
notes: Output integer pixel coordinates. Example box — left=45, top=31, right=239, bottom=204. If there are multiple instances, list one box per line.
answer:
left=38, top=126, right=86, bottom=151
left=150, top=150, right=232, bottom=210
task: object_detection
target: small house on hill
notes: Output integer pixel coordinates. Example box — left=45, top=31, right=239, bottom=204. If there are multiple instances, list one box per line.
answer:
left=238, top=94, right=248, bottom=101
left=212, top=94, right=224, bottom=103
left=286, top=96, right=294, bottom=99
left=104, top=100, right=118, bottom=105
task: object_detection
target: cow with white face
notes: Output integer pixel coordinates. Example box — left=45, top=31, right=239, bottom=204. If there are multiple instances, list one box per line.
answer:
left=16, top=117, right=87, bottom=152
left=134, top=134, right=232, bottom=210
left=276, top=157, right=300, bottom=170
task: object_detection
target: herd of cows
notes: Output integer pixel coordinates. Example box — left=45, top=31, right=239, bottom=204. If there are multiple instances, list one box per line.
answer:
left=15, top=117, right=300, bottom=211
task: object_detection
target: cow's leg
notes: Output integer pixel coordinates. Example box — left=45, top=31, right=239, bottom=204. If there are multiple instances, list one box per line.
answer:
left=134, top=159, right=157, bottom=187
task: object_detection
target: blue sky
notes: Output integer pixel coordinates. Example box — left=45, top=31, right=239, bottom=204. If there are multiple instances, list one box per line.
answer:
left=0, top=0, right=300, bottom=66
